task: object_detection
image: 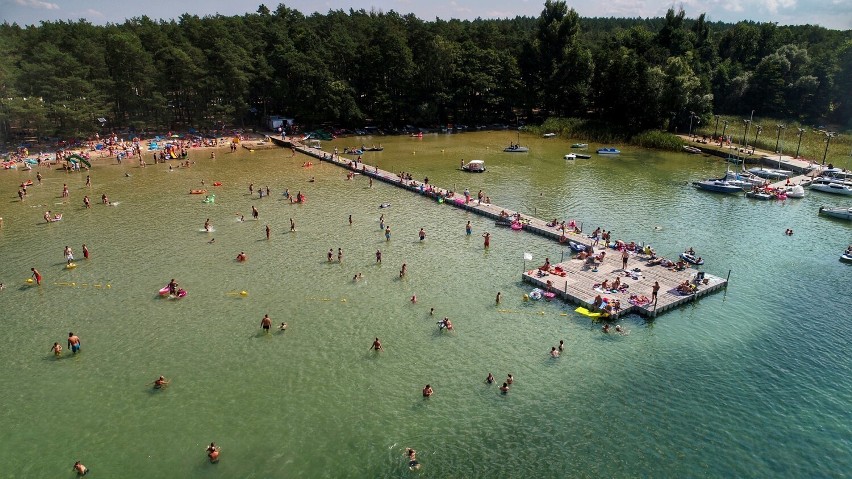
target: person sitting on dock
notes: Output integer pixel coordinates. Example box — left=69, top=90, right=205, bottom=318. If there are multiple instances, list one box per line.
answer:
left=611, top=277, right=621, bottom=290
left=592, top=295, right=603, bottom=309
left=540, top=258, right=551, bottom=272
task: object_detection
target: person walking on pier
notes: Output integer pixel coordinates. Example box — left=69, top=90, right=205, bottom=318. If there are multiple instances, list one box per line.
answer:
left=622, top=249, right=629, bottom=270
left=652, top=281, right=660, bottom=303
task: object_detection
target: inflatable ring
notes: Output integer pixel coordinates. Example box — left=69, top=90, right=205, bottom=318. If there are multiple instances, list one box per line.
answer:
left=530, top=291, right=542, bottom=300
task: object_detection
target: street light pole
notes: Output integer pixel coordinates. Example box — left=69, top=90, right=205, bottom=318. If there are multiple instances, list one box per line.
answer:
left=774, top=124, right=785, bottom=153
left=795, top=128, right=805, bottom=159
left=821, top=131, right=835, bottom=166
left=753, top=125, right=763, bottom=151
left=688, top=111, right=698, bottom=138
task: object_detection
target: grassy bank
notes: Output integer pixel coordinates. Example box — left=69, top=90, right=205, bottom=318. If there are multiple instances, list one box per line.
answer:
left=527, top=118, right=685, bottom=151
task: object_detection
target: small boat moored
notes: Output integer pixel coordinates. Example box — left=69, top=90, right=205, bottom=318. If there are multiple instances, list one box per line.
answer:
left=680, top=252, right=704, bottom=265
left=818, top=206, right=852, bottom=220
left=461, top=160, right=486, bottom=173
left=683, top=145, right=703, bottom=154
left=542, top=133, right=556, bottom=138
left=693, top=179, right=745, bottom=194
left=564, top=153, right=577, bottom=160
left=504, top=144, right=529, bottom=153
left=597, top=148, right=621, bottom=155
left=571, top=143, right=588, bottom=148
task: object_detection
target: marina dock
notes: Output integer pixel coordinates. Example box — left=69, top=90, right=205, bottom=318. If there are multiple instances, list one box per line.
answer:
left=290, top=142, right=728, bottom=319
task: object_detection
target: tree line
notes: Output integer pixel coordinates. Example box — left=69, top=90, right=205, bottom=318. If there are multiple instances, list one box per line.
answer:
left=1, top=0, right=850, bottom=141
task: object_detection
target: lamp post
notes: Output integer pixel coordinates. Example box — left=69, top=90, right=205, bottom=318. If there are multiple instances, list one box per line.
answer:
left=688, top=111, right=699, bottom=138
left=753, top=125, right=763, bottom=151
left=774, top=124, right=785, bottom=153
left=821, top=131, right=836, bottom=166
left=795, top=128, right=805, bottom=159
left=713, top=115, right=720, bottom=139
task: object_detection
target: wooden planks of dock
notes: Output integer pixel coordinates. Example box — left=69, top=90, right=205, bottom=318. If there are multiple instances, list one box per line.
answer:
left=292, top=144, right=727, bottom=318
left=521, top=252, right=727, bottom=319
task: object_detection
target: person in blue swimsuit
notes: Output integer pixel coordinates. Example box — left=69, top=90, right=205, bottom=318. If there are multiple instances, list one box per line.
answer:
left=466, top=221, right=472, bottom=235
left=68, top=332, right=81, bottom=353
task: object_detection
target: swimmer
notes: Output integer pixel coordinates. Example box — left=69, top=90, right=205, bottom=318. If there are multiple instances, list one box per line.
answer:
left=73, top=461, right=89, bottom=476
left=261, top=314, right=272, bottom=333
left=550, top=346, right=560, bottom=358
left=31, top=268, right=42, bottom=285
left=486, top=372, right=495, bottom=384
left=500, top=382, right=510, bottom=394
left=419, top=227, right=426, bottom=241
left=206, top=443, right=220, bottom=463
left=615, top=325, right=626, bottom=335
left=204, top=218, right=211, bottom=231
left=327, top=249, right=334, bottom=262
left=429, top=307, right=434, bottom=315
left=266, top=224, right=270, bottom=240
left=399, top=263, right=407, bottom=278
left=422, top=384, right=433, bottom=397
left=496, top=291, right=502, bottom=305
left=370, top=337, right=384, bottom=352
left=406, top=448, right=421, bottom=471
left=353, top=273, right=362, bottom=281
left=602, top=323, right=611, bottom=333
left=236, top=252, right=247, bottom=262
left=506, top=374, right=513, bottom=385
left=338, top=248, right=343, bottom=263
left=208, top=238, right=215, bottom=244
left=50, top=342, right=62, bottom=357
left=375, top=250, right=382, bottom=263
left=153, top=375, right=170, bottom=389
left=68, top=332, right=81, bottom=353
left=82, top=244, right=89, bottom=260
left=558, top=340, right=565, bottom=352
left=279, top=322, right=288, bottom=331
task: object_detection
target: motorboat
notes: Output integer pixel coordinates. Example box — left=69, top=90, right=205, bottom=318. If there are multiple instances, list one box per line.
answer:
left=575, top=153, right=592, bottom=159
left=461, top=160, right=486, bottom=173
left=680, top=252, right=704, bottom=265
left=693, top=179, right=745, bottom=194
left=747, top=167, right=791, bottom=179
left=745, top=190, right=774, bottom=200
left=564, top=153, right=577, bottom=160
left=818, top=206, right=852, bottom=220
left=683, top=145, right=703, bottom=154
left=783, top=184, right=805, bottom=198
left=542, top=133, right=557, bottom=138
left=811, top=179, right=852, bottom=196
left=597, top=148, right=620, bottom=155
left=571, top=143, right=588, bottom=148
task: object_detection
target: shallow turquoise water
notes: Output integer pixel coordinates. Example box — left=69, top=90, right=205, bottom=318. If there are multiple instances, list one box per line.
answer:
left=0, top=132, right=850, bottom=478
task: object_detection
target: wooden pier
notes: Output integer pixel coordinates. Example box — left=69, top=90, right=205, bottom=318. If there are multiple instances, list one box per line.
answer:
left=290, top=143, right=727, bottom=318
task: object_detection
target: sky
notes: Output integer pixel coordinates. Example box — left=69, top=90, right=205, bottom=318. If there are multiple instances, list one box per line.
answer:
left=1, top=0, right=850, bottom=30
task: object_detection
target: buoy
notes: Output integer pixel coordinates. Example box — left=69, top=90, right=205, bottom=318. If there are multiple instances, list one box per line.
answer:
left=523, top=294, right=530, bottom=302
left=25, top=278, right=34, bottom=284
left=250, top=149, right=255, bottom=152
left=341, top=298, right=347, bottom=302
left=106, top=284, right=111, bottom=288
left=240, top=291, right=248, bottom=296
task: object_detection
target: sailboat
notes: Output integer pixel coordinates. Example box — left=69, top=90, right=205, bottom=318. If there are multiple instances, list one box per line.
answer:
left=504, top=130, right=529, bottom=153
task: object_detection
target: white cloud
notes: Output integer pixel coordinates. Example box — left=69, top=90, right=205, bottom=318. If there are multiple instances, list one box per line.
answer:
left=761, top=0, right=797, bottom=14
left=84, top=9, right=105, bottom=18
left=14, top=0, right=59, bottom=9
